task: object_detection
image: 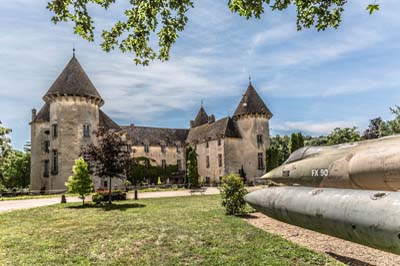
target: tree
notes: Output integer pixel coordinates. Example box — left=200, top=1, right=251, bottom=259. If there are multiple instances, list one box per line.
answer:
left=327, top=127, right=361, bottom=145
left=47, top=1, right=379, bottom=66
left=304, top=135, right=328, bottom=146
left=83, top=128, right=130, bottom=204
left=0, top=121, right=12, bottom=174
left=266, top=135, right=291, bottom=172
left=220, top=173, right=247, bottom=215
left=1, top=150, right=30, bottom=189
left=186, top=146, right=199, bottom=188
left=65, top=157, right=93, bottom=205
left=363, top=117, right=385, bottom=139
left=127, top=156, right=178, bottom=185
left=289, top=132, right=304, bottom=154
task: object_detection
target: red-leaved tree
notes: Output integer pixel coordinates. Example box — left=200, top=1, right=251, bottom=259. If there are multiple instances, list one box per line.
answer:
left=82, top=128, right=130, bottom=204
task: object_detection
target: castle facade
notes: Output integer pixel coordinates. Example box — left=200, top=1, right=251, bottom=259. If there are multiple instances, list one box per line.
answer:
left=30, top=55, right=272, bottom=193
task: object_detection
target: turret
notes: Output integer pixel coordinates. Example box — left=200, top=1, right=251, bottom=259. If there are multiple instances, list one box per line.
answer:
left=31, top=108, right=37, bottom=122
left=191, top=106, right=209, bottom=128
left=31, top=54, right=103, bottom=193
left=231, top=81, right=273, bottom=181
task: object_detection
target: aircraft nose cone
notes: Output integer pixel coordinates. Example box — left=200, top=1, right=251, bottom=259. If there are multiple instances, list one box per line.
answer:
left=262, top=167, right=281, bottom=180
left=244, top=189, right=266, bottom=210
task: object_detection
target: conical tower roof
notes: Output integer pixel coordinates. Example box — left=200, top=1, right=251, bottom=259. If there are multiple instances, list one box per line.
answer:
left=43, top=55, right=104, bottom=106
left=233, top=83, right=272, bottom=119
left=192, top=106, right=209, bottom=128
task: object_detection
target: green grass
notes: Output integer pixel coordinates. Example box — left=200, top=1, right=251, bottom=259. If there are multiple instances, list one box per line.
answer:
left=0, top=195, right=342, bottom=266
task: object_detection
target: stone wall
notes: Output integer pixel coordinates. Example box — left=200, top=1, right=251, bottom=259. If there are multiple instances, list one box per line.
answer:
left=131, top=143, right=185, bottom=169
left=30, top=121, right=50, bottom=193
left=47, top=96, right=100, bottom=192
left=196, top=139, right=225, bottom=184
left=226, top=115, right=270, bottom=182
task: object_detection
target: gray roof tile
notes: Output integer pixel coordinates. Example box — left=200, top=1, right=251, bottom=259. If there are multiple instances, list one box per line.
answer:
left=43, top=56, right=103, bottom=105
left=186, top=116, right=241, bottom=143
left=233, top=84, right=272, bottom=119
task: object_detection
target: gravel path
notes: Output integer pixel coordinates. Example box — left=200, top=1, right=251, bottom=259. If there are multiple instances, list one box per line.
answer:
left=0, top=187, right=223, bottom=213
left=0, top=196, right=82, bottom=213
left=244, top=212, right=400, bottom=266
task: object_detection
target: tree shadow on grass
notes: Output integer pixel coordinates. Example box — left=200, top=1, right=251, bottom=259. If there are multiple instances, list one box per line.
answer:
left=326, top=252, right=374, bottom=266
left=68, top=202, right=146, bottom=212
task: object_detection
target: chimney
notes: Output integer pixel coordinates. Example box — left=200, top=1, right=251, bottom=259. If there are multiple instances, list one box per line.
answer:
left=208, top=115, right=215, bottom=124
left=31, top=108, right=37, bottom=121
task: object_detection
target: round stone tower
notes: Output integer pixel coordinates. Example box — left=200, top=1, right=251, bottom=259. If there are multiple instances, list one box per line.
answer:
left=41, top=55, right=104, bottom=193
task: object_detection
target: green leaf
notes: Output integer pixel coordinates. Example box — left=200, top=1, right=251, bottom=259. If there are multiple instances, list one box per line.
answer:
left=366, top=4, right=380, bottom=15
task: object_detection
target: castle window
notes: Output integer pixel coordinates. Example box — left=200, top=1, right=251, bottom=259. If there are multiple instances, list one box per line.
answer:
left=144, top=144, right=149, bottom=153
left=162, top=159, right=167, bottom=170
left=218, top=154, right=222, bottom=168
left=43, top=160, right=49, bottom=177
left=218, top=138, right=221, bottom=146
left=44, top=140, right=50, bottom=153
left=206, top=156, right=210, bottom=168
left=52, top=124, right=58, bottom=138
left=104, top=180, right=108, bottom=188
left=51, top=149, right=58, bottom=175
left=206, top=141, right=209, bottom=148
left=176, top=143, right=181, bottom=153
left=83, top=124, right=90, bottom=138
left=257, top=152, right=264, bottom=170
left=161, top=144, right=166, bottom=154
left=177, top=159, right=182, bottom=171
left=257, top=135, right=263, bottom=148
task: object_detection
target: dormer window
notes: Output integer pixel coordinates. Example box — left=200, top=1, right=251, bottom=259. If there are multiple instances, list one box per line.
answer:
left=83, top=124, right=90, bottom=138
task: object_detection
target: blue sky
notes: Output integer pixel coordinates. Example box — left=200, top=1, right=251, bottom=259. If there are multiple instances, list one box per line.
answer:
left=2, top=1, right=400, bottom=150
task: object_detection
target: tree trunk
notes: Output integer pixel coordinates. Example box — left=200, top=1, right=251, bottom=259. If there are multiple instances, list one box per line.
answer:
left=82, top=197, right=85, bottom=206
left=108, top=176, right=112, bottom=204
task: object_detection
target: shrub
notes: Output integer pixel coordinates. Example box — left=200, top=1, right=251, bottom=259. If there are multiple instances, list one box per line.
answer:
left=92, top=193, right=103, bottom=205
left=220, top=174, right=247, bottom=215
left=96, top=190, right=127, bottom=201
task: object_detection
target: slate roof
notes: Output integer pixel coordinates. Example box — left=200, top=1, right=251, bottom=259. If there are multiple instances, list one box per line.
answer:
left=99, top=110, right=120, bottom=130
left=192, top=106, right=209, bottom=127
left=33, top=103, right=50, bottom=122
left=186, top=116, right=241, bottom=143
left=123, top=125, right=189, bottom=146
left=43, top=56, right=104, bottom=105
left=233, top=84, right=272, bottom=119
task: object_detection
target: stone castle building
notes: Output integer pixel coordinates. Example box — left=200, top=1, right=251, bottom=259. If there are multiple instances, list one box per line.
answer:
left=30, top=55, right=272, bottom=193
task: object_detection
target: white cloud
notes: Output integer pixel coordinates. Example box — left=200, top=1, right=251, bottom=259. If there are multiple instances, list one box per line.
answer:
left=272, top=120, right=362, bottom=135
left=253, top=24, right=297, bottom=46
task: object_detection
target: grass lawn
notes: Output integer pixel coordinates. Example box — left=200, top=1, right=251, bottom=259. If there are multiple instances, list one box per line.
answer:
left=0, top=195, right=342, bottom=266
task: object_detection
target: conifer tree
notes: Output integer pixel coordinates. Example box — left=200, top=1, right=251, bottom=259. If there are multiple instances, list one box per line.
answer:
left=186, top=147, right=199, bottom=188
